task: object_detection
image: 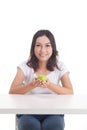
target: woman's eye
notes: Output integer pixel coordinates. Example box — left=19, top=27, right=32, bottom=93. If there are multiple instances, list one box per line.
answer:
left=36, top=44, right=40, bottom=47
left=46, top=45, right=51, bottom=47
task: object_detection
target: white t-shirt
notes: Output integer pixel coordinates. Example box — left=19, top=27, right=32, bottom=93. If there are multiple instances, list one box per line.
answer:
left=18, top=61, right=69, bottom=94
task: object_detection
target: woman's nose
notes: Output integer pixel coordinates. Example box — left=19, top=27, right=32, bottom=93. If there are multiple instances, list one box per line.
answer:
left=40, top=46, right=46, bottom=52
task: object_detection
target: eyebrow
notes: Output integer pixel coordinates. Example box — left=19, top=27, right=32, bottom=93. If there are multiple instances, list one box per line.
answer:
left=36, top=42, right=51, bottom=44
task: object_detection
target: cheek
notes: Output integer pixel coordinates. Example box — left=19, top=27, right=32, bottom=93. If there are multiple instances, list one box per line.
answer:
left=34, top=48, right=39, bottom=55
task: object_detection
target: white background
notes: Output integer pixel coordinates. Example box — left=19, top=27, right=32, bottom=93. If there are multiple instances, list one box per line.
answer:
left=0, top=0, right=87, bottom=129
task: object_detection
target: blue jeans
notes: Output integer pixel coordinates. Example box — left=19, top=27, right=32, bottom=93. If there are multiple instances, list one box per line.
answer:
left=17, top=114, right=65, bottom=130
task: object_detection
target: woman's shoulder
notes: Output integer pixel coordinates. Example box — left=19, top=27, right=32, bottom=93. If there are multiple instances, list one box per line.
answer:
left=18, top=61, right=34, bottom=76
left=56, top=61, right=69, bottom=78
left=57, top=61, right=67, bottom=71
left=18, top=61, right=29, bottom=69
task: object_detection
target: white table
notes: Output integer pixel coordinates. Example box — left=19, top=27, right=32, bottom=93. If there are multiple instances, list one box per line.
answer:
left=0, top=94, right=87, bottom=114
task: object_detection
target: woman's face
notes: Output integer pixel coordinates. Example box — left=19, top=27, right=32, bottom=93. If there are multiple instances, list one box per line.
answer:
left=34, top=35, right=53, bottom=62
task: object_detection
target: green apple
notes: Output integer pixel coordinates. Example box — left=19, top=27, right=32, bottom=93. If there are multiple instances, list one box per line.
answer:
left=37, top=74, right=47, bottom=82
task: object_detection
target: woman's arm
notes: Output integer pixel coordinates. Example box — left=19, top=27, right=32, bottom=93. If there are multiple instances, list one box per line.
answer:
left=9, top=68, right=41, bottom=94
left=42, top=72, right=74, bottom=94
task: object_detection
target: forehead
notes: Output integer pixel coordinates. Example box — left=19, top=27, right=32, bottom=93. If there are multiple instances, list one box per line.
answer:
left=36, top=35, right=50, bottom=44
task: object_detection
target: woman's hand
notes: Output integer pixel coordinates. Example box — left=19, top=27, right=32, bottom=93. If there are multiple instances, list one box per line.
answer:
left=32, top=78, right=43, bottom=88
left=32, top=78, right=50, bottom=88
left=38, top=79, right=50, bottom=88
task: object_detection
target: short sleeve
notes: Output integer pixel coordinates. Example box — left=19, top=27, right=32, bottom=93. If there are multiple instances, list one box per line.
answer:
left=17, top=61, right=34, bottom=85
left=17, top=61, right=30, bottom=78
left=58, top=61, right=69, bottom=79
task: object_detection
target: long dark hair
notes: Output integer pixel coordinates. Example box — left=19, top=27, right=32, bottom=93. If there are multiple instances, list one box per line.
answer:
left=27, top=29, right=59, bottom=71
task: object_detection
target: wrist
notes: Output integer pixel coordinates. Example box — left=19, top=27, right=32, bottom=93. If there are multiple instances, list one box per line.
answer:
left=47, top=81, right=52, bottom=88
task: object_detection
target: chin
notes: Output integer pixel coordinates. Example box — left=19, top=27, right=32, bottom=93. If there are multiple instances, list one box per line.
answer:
left=39, top=59, right=48, bottom=62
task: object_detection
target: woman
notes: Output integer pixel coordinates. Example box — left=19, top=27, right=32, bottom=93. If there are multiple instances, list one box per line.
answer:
left=9, top=29, right=73, bottom=130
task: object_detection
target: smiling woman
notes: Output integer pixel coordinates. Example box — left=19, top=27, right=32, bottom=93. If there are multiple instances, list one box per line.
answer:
left=9, top=29, right=73, bottom=130
left=34, top=36, right=53, bottom=62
